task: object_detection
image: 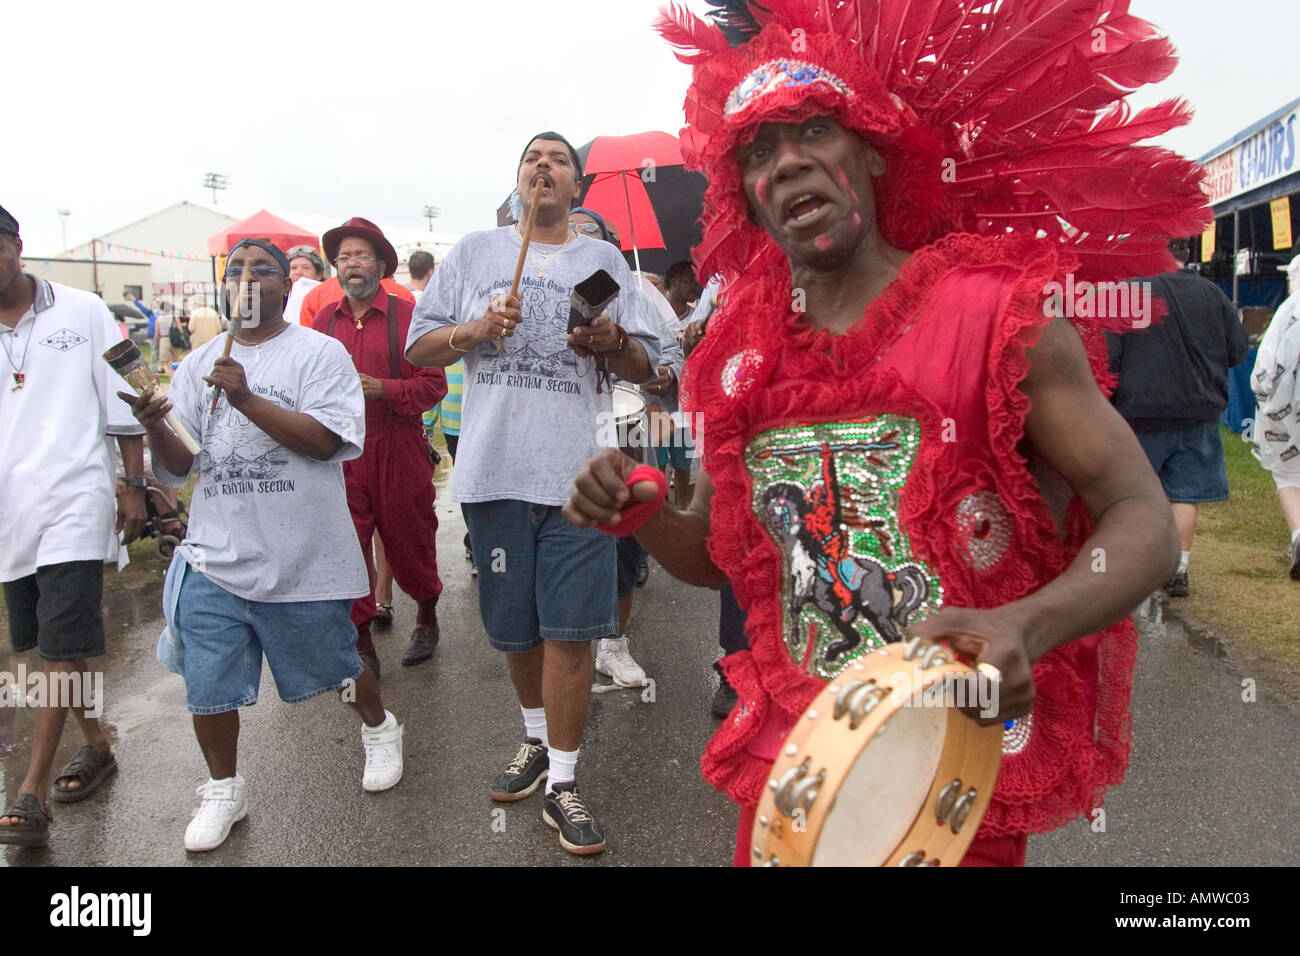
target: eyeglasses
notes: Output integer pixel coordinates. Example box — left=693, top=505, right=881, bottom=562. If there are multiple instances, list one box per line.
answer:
left=568, top=222, right=601, bottom=235
left=224, top=264, right=284, bottom=279
left=336, top=252, right=377, bottom=265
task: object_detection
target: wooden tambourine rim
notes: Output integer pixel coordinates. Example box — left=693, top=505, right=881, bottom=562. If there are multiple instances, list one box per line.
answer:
left=752, top=641, right=1004, bottom=867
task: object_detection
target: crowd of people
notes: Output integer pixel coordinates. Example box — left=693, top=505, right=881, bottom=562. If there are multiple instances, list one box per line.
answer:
left=2, top=0, right=1292, bottom=868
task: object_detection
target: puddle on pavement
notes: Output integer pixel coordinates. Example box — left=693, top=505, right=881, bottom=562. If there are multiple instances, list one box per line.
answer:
left=108, top=695, right=167, bottom=736
left=1138, top=594, right=1229, bottom=659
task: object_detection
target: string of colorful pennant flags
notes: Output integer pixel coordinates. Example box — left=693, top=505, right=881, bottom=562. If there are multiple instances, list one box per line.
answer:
left=58, top=240, right=209, bottom=262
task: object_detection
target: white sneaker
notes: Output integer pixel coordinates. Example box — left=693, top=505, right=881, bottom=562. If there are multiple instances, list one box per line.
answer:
left=361, top=710, right=404, bottom=792
left=184, top=775, right=247, bottom=852
left=595, top=636, right=647, bottom=687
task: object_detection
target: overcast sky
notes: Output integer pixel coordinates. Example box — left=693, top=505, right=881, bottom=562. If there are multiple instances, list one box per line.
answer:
left=7, top=0, right=1300, bottom=257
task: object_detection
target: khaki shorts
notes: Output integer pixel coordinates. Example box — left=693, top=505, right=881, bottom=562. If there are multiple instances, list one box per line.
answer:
left=157, top=337, right=176, bottom=368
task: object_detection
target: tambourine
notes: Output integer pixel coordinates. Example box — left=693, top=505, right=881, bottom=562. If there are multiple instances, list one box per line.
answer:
left=752, top=637, right=1003, bottom=867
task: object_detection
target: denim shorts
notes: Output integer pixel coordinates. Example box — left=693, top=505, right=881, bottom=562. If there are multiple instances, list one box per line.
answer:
left=463, top=500, right=617, bottom=652
left=654, top=425, right=696, bottom=472
left=157, top=555, right=363, bottom=715
left=1135, top=423, right=1230, bottom=504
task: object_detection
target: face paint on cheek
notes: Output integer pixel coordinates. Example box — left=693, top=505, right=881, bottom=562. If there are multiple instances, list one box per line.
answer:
left=853, top=213, right=862, bottom=226
left=755, top=175, right=770, bottom=205
left=837, top=169, right=850, bottom=188
left=814, top=234, right=833, bottom=251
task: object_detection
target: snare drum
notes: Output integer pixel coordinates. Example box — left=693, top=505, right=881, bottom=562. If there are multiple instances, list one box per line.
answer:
left=751, top=637, right=1003, bottom=867
left=612, top=384, right=647, bottom=460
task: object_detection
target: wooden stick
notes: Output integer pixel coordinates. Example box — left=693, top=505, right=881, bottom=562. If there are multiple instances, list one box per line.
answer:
left=499, top=179, right=543, bottom=352
left=209, top=313, right=239, bottom=414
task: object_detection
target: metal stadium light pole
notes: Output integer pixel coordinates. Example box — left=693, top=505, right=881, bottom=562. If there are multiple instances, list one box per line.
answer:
left=203, top=172, right=230, bottom=205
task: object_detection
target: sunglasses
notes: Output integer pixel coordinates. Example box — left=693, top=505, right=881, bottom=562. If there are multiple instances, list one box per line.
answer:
left=224, top=264, right=284, bottom=280
left=568, top=222, right=602, bottom=235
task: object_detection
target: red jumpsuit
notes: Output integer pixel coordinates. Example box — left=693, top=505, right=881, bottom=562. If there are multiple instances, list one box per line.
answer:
left=313, top=293, right=447, bottom=635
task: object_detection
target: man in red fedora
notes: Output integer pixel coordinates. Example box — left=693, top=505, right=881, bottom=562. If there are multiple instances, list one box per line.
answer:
left=315, top=217, right=447, bottom=675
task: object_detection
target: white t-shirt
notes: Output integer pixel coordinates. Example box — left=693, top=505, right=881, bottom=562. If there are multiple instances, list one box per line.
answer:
left=152, top=324, right=369, bottom=603
left=286, top=276, right=321, bottom=326
left=0, top=279, right=144, bottom=581
left=688, top=276, right=722, bottom=327
left=628, top=278, right=684, bottom=414
left=407, top=227, right=662, bottom=505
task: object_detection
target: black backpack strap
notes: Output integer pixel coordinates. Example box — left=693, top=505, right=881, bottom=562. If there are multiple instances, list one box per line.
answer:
left=387, top=294, right=400, bottom=378
left=327, top=309, right=339, bottom=338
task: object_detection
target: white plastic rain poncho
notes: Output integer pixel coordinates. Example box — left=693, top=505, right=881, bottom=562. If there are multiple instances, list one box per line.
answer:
left=1252, top=256, right=1300, bottom=484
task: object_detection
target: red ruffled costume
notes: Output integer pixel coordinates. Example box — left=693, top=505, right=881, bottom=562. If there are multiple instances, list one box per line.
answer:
left=655, top=0, right=1211, bottom=864
left=688, top=233, right=1138, bottom=860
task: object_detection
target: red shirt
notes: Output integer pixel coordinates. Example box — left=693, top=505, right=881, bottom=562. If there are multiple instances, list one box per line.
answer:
left=313, top=291, right=446, bottom=428
left=300, top=277, right=415, bottom=327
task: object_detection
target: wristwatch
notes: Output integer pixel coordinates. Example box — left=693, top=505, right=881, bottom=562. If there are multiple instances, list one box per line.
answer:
left=122, top=476, right=149, bottom=489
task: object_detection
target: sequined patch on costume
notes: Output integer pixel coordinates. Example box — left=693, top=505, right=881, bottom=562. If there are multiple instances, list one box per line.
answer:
left=1002, top=714, right=1033, bottom=755
left=725, top=59, right=853, bottom=117
left=746, top=417, right=942, bottom=679
left=955, top=490, right=1012, bottom=571
left=721, top=349, right=763, bottom=399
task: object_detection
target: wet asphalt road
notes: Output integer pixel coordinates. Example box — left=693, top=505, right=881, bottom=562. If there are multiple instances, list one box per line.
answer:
left=2, top=476, right=1297, bottom=867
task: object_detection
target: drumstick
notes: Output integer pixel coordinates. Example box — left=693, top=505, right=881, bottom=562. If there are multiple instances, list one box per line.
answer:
left=209, top=314, right=239, bottom=414
left=499, top=178, right=543, bottom=353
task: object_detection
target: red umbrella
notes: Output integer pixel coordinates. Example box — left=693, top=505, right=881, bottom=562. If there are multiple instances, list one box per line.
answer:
left=577, top=132, right=704, bottom=276
left=207, top=209, right=319, bottom=256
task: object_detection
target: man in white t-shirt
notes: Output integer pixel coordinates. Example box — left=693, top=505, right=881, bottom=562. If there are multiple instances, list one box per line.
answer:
left=407, top=131, right=661, bottom=856
left=119, top=238, right=405, bottom=853
left=0, top=205, right=148, bottom=848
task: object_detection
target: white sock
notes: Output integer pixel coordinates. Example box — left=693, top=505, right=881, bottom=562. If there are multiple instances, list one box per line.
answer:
left=598, top=636, right=624, bottom=651
left=521, top=706, right=548, bottom=749
left=1291, top=529, right=1300, bottom=545
left=548, top=747, right=578, bottom=792
left=364, top=710, right=395, bottom=732
left=1178, top=551, right=1190, bottom=573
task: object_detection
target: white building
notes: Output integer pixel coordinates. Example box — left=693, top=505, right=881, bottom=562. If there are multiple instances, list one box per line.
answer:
left=21, top=256, right=153, bottom=303
left=56, top=200, right=460, bottom=309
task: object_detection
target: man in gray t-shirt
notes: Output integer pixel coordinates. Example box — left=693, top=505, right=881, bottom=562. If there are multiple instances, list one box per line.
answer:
left=407, top=131, right=659, bottom=857
left=121, top=239, right=405, bottom=853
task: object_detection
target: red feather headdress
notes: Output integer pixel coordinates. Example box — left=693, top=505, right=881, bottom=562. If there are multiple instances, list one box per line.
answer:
left=656, top=0, right=1211, bottom=285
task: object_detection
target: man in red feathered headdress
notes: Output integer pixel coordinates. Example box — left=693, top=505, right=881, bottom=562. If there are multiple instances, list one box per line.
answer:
left=566, top=0, right=1210, bottom=866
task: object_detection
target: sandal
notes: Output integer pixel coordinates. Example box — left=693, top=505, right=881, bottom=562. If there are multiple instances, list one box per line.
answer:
left=0, top=794, right=52, bottom=847
left=372, top=603, right=394, bottom=628
left=51, top=745, right=118, bottom=803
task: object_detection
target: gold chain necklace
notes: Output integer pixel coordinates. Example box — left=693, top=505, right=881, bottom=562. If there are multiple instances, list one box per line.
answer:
left=522, top=229, right=575, bottom=279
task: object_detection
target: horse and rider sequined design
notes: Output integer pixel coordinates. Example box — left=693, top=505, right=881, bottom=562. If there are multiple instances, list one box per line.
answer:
left=746, top=417, right=942, bottom=680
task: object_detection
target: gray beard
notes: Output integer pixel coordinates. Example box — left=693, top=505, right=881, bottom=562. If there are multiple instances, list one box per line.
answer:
left=344, top=273, right=380, bottom=304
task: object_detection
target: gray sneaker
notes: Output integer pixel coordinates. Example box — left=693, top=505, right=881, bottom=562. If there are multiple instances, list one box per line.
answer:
left=1164, top=570, right=1189, bottom=597
left=542, top=783, right=606, bottom=856
left=490, top=738, right=548, bottom=802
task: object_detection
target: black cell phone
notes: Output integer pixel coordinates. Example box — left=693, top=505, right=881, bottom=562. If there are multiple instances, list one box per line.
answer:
left=568, top=269, right=621, bottom=333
